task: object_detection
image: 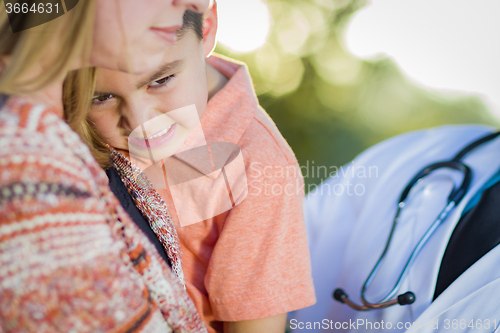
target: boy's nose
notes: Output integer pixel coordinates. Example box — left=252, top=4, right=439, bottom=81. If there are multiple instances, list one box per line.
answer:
left=121, top=105, right=160, bottom=134
left=174, top=0, right=211, bottom=13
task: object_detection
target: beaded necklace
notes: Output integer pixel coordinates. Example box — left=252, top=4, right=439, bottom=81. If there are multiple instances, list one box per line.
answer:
left=108, top=146, right=185, bottom=286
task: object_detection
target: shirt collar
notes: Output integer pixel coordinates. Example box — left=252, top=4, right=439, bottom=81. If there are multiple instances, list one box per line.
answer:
left=168, top=54, right=257, bottom=178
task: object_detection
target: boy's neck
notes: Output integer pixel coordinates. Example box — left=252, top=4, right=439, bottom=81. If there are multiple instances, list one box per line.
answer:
left=206, top=62, right=228, bottom=100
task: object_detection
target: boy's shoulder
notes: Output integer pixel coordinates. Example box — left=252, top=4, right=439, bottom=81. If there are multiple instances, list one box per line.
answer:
left=239, top=107, right=297, bottom=168
left=204, top=55, right=297, bottom=168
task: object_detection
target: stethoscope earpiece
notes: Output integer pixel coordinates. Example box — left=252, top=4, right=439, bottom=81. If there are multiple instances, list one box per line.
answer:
left=333, top=288, right=347, bottom=303
left=397, top=292, right=416, bottom=305
left=332, top=288, right=416, bottom=309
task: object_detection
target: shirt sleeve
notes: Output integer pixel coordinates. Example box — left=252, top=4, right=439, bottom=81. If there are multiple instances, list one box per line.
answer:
left=205, top=117, right=316, bottom=321
left=0, top=106, right=206, bottom=333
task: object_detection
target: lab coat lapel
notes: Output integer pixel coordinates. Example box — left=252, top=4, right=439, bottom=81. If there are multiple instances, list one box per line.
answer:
left=407, top=244, right=500, bottom=333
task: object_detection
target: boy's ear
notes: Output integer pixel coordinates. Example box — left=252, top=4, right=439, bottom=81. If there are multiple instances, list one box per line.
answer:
left=202, top=2, right=218, bottom=58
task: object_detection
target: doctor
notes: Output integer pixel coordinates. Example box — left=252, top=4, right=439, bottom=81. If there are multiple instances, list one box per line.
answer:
left=291, top=124, right=500, bottom=332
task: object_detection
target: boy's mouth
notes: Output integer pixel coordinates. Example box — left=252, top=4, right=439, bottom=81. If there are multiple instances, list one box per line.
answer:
left=128, top=123, right=178, bottom=150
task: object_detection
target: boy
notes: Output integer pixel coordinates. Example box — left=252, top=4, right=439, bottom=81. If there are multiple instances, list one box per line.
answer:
left=86, top=6, right=315, bottom=333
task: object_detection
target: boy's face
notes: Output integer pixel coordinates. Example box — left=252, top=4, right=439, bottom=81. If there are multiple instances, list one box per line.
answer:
left=88, top=30, right=208, bottom=161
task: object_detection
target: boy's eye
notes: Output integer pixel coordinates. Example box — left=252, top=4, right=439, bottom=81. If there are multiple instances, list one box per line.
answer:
left=148, top=74, right=175, bottom=88
left=92, top=94, right=114, bottom=103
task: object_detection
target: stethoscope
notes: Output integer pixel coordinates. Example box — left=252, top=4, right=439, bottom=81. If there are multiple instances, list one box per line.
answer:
left=333, top=130, right=500, bottom=311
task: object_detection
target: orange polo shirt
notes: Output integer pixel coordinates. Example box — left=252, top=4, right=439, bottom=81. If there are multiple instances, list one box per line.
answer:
left=157, top=54, right=316, bottom=332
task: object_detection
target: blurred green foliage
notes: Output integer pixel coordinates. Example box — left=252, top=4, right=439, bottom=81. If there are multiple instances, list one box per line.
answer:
left=215, top=0, right=499, bottom=190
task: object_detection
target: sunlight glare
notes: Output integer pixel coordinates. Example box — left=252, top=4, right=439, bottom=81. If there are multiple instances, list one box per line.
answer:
left=216, top=0, right=271, bottom=54
left=344, top=0, right=500, bottom=114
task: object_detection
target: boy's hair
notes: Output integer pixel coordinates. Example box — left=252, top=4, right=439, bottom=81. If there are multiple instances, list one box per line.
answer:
left=177, top=10, right=204, bottom=41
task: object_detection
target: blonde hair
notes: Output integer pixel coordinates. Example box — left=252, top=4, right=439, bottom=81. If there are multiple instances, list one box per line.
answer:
left=0, top=1, right=107, bottom=165
left=63, top=67, right=112, bottom=168
left=0, top=0, right=96, bottom=95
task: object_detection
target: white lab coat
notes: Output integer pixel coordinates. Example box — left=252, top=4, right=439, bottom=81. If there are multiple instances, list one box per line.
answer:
left=291, top=125, right=500, bottom=333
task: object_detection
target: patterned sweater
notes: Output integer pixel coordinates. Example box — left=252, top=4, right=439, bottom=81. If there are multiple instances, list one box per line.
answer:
left=0, top=97, right=207, bottom=333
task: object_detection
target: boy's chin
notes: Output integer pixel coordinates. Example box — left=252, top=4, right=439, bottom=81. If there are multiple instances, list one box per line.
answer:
left=128, top=147, right=177, bottom=166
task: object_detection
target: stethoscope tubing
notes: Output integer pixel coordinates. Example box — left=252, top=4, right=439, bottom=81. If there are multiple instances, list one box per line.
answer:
left=362, top=201, right=456, bottom=305
left=334, top=130, right=500, bottom=311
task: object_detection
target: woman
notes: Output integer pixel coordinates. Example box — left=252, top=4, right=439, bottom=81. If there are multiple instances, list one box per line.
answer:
left=64, top=6, right=318, bottom=333
left=0, top=0, right=210, bottom=332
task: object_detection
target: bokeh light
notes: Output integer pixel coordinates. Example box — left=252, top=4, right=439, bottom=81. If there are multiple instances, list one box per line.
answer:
left=344, top=0, right=500, bottom=114
left=215, top=0, right=499, bottom=189
left=216, top=0, right=271, bottom=54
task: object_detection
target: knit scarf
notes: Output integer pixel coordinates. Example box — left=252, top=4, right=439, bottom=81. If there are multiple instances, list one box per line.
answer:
left=108, top=146, right=185, bottom=287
